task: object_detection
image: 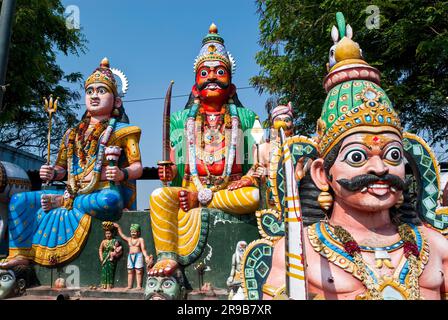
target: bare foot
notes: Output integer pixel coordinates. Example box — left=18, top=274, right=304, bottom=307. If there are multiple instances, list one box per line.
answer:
left=0, top=258, right=30, bottom=269
left=148, top=259, right=178, bottom=277
left=41, top=194, right=63, bottom=212
left=178, top=190, right=199, bottom=212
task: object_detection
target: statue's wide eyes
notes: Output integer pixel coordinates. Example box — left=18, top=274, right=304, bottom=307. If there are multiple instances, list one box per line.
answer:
left=86, top=88, right=94, bottom=95
left=344, top=148, right=367, bottom=166
left=217, top=68, right=225, bottom=76
left=0, top=274, right=13, bottom=282
left=162, top=279, right=174, bottom=289
left=200, top=70, right=208, bottom=77
left=384, top=147, right=402, bottom=163
left=147, top=278, right=158, bottom=288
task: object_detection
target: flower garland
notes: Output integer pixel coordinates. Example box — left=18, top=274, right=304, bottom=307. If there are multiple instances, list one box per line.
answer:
left=332, top=223, right=422, bottom=300
left=65, top=115, right=117, bottom=207
left=187, top=99, right=239, bottom=205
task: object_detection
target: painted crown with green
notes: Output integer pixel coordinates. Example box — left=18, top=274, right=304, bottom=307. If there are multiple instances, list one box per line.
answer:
left=316, top=14, right=402, bottom=156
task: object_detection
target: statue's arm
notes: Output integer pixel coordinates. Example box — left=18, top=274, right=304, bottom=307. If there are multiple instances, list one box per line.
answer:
left=99, top=240, right=105, bottom=262
left=113, top=223, right=129, bottom=242
left=54, top=129, right=71, bottom=175
left=441, top=236, right=448, bottom=299
left=121, top=133, right=143, bottom=180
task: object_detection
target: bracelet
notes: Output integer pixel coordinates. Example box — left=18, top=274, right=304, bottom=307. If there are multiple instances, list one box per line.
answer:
left=241, top=175, right=258, bottom=187
left=121, top=168, right=129, bottom=181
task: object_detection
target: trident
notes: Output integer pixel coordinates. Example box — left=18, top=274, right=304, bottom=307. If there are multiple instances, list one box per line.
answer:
left=43, top=95, right=59, bottom=166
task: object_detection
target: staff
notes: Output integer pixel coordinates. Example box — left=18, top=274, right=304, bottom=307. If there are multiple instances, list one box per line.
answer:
left=279, top=128, right=308, bottom=299
left=43, top=95, right=58, bottom=167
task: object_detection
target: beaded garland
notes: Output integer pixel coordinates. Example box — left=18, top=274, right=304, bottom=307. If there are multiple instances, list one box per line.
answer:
left=66, top=116, right=117, bottom=203
left=186, top=100, right=239, bottom=205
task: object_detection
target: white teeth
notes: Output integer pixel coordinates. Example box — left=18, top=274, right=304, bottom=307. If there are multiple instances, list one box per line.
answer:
left=368, top=184, right=389, bottom=189
left=361, top=187, right=368, bottom=193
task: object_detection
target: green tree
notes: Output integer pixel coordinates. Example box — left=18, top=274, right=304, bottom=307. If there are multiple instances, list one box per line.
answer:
left=252, top=0, right=448, bottom=153
left=0, top=0, right=86, bottom=158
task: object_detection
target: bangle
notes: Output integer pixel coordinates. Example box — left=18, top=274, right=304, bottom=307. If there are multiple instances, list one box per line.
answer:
left=121, top=168, right=129, bottom=181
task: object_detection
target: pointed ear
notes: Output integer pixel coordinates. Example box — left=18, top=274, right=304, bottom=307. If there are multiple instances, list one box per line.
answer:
left=310, top=158, right=330, bottom=191
left=229, top=84, right=237, bottom=98
left=331, top=25, right=339, bottom=43
left=346, top=24, right=353, bottom=39
left=114, top=97, right=122, bottom=108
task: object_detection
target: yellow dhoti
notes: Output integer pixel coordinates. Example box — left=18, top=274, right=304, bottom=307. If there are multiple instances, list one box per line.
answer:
left=149, top=183, right=259, bottom=265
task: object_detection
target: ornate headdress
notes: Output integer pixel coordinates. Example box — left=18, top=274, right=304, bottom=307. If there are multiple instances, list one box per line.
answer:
left=102, top=221, right=115, bottom=232
left=85, top=57, right=129, bottom=97
left=193, top=23, right=236, bottom=75
left=130, top=224, right=141, bottom=233
left=316, top=13, right=402, bottom=157
left=272, top=102, right=293, bottom=121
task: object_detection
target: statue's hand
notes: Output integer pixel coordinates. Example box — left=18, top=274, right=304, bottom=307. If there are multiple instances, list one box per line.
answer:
left=228, top=178, right=253, bottom=191
left=251, top=165, right=266, bottom=178
left=226, top=276, right=234, bottom=287
left=105, top=166, right=124, bottom=182
left=41, top=194, right=62, bottom=212
left=146, top=255, right=154, bottom=268
left=158, top=164, right=175, bottom=183
left=40, top=165, right=55, bottom=182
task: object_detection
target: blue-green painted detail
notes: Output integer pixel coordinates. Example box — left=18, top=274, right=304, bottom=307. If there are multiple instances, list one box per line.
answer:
left=243, top=242, right=273, bottom=300
left=261, top=214, right=285, bottom=237
left=274, top=140, right=318, bottom=224
left=403, top=136, right=447, bottom=231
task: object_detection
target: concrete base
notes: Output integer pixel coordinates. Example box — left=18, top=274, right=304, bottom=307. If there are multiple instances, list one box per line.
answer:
left=9, top=286, right=229, bottom=300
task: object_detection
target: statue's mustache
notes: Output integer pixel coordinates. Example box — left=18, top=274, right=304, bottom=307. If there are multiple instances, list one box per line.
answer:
left=337, top=174, right=409, bottom=192
left=196, top=80, right=229, bottom=91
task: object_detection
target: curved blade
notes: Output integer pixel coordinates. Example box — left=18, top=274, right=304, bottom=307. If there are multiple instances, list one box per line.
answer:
left=162, top=81, right=174, bottom=161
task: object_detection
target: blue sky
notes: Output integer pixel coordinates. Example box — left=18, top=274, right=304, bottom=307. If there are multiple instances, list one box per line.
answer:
left=58, top=0, right=269, bottom=209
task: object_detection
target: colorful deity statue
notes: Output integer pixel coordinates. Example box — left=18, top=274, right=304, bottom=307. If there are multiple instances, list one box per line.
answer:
left=243, top=103, right=302, bottom=208
left=242, top=12, right=448, bottom=300
left=0, top=265, right=39, bottom=299
left=0, top=58, right=143, bottom=268
left=149, top=24, right=260, bottom=278
left=114, top=222, right=153, bottom=290
left=99, top=221, right=123, bottom=289
left=144, top=268, right=186, bottom=300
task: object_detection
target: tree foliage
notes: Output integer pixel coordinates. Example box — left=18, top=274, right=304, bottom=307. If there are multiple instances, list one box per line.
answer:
left=252, top=0, right=448, bottom=152
left=0, top=0, right=86, bottom=158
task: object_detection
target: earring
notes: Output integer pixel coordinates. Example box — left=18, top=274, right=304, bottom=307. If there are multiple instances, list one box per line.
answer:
left=318, top=186, right=333, bottom=211
left=395, top=193, right=404, bottom=209
left=112, top=108, right=120, bottom=117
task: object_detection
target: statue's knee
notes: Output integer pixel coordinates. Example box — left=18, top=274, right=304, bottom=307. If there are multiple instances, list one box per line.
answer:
left=102, top=189, right=123, bottom=210
left=245, top=187, right=260, bottom=202
left=9, top=192, right=31, bottom=213
left=150, top=188, right=165, bottom=201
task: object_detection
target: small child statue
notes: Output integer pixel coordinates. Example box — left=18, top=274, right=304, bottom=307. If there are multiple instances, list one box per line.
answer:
left=99, top=222, right=123, bottom=289
left=113, top=222, right=153, bottom=290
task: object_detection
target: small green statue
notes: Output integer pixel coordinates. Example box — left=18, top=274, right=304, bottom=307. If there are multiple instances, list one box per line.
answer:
left=99, top=221, right=123, bottom=289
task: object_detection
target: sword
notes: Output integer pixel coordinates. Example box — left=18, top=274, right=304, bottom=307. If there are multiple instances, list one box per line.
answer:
left=158, top=81, right=174, bottom=186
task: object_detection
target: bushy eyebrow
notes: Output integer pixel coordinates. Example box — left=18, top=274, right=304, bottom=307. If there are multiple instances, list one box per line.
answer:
left=339, top=142, right=369, bottom=154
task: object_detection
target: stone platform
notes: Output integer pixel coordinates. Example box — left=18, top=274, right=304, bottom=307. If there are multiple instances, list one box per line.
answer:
left=9, top=286, right=229, bottom=300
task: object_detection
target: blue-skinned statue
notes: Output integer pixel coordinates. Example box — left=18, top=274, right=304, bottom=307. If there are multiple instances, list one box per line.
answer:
left=0, top=58, right=143, bottom=268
